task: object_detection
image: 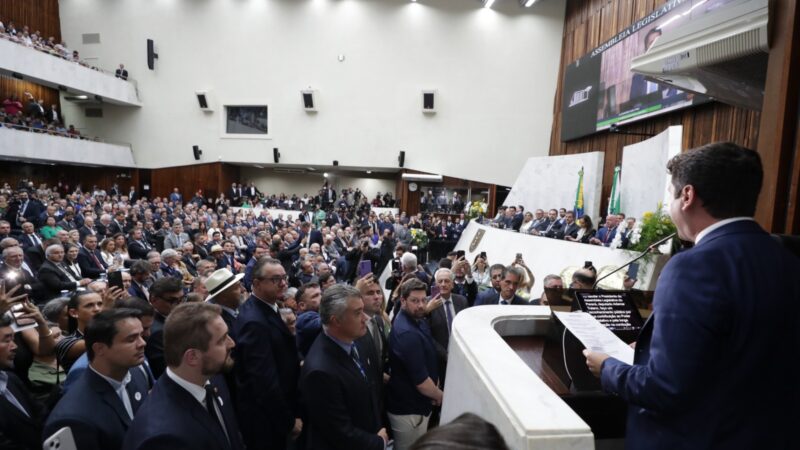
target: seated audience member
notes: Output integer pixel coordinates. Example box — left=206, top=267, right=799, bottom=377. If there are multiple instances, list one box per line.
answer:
left=571, top=215, right=596, bottom=244
left=590, top=214, right=619, bottom=246
left=38, top=243, right=92, bottom=301
left=44, top=309, right=150, bottom=450
left=541, top=209, right=564, bottom=238
left=55, top=290, right=104, bottom=371
left=0, top=245, right=46, bottom=304
left=0, top=315, right=47, bottom=449
left=558, top=211, right=580, bottom=240
left=473, top=265, right=529, bottom=306
left=386, top=278, right=443, bottom=450
left=299, top=284, right=388, bottom=450
left=77, top=234, right=108, bottom=279
left=144, top=277, right=184, bottom=378
left=410, top=413, right=509, bottom=450
left=122, top=302, right=244, bottom=450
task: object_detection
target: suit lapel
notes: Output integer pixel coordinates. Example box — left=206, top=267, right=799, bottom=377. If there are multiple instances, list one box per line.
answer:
left=163, top=374, right=232, bottom=450
left=88, top=369, right=132, bottom=427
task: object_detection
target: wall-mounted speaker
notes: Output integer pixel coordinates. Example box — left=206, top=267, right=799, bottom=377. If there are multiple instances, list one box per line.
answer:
left=192, top=145, right=202, bottom=161
left=301, top=90, right=316, bottom=112
left=333, top=160, right=339, bottom=166
left=422, top=90, right=437, bottom=113
left=147, top=39, right=158, bottom=70
left=273, top=148, right=280, bottom=163
left=195, top=90, right=214, bottom=111
left=94, top=95, right=103, bottom=103
left=398, top=151, right=406, bottom=168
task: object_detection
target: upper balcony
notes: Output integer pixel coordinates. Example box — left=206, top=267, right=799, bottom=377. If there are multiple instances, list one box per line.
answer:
left=0, top=123, right=135, bottom=167
left=0, top=36, right=141, bottom=106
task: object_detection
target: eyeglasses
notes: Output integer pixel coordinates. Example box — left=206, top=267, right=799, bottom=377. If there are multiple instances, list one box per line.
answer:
left=259, top=275, right=289, bottom=284
left=161, top=294, right=186, bottom=304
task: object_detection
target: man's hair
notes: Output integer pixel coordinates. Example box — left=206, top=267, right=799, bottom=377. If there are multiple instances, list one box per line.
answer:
left=438, top=258, right=453, bottom=269
left=130, top=260, right=151, bottom=276
left=85, top=308, right=142, bottom=361
left=400, top=252, right=418, bottom=270
left=489, top=263, right=506, bottom=275
left=150, top=277, right=183, bottom=299
left=115, top=296, right=155, bottom=317
left=319, top=284, right=360, bottom=325
left=543, top=274, right=563, bottom=288
left=434, top=268, right=455, bottom=281
left=318, top=272, right=334, bottom=286
left=45, top=244, right=63, bottom=257
left=400, top=278, right=427, bottom=299
left=667, top=142, right=762, bottom=218
left=82, top=233, right=98, bottom=243
left=504, top=265, right=525, bottom=281
left=0, top=315, right=13, bottom=329
left=410, top=412, right=509, bottom=450
left=42, top=297, right=69, bottom=324
left=572, top=268, right=597, bottom=286
left=253, top=257, right=282, bottom=279
left=296, top=282, right=320, bottom=303
left=161, top=248, right=178, bottom=259
left=163, top=302, right=222, bottom=367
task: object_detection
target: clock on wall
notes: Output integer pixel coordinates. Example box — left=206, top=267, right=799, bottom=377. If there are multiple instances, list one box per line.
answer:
left=408, top=182, right=418, bottom=192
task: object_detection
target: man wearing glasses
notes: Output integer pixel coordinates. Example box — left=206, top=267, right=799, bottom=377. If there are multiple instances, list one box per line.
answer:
left=144, top=277, right=185, bottom=379
left=472, top=264, right=506, bottom=306
left=234, top=257, right=302, bottom=450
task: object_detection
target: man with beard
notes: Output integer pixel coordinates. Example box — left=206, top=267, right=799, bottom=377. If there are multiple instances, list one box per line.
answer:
left=123, top=303, right=244, bottom=450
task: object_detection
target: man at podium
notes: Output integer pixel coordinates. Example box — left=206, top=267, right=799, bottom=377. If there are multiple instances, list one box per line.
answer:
left=584, top=142, right=800, bottom=449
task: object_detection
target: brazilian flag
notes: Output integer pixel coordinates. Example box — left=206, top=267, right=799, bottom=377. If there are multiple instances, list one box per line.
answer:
left=574, top=167, right=585, bottom=219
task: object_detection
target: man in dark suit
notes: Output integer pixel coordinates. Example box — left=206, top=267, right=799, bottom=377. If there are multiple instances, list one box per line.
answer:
left=584, top=142, right=800, bottom=449
left=17, top=222, right=42, bottom=250
left=557, top=211, right=580, bottom=240
left=43, top=309, right=150, bottom=450
left=128, top=229, right=153, bottom=261
left=299, top=284, right=388, bottom=450
left=354, top=275, right=389, bottom=406
left=38, top=243, right=91, bottom=301
left=0, top=245, right=46, bottom=305
left=473, top=264, right=506, bottom=306
left=233, top=257, right=301, bottom=450
left=123, top=303, right=244, bottom=450
left=204, top=268, right=244, bottom=336
left=127, top=260, right=151, bottom=301
left=77, top=234, right=108, bottom=279
left=78, top=216, right=99, bottom=243
left=144, top=277, right=184, bottom=379
left=108, top=212, right=127, bottom=236
left=473, top=266, right=529, bottom=306
left=541, top=209, right=564, bottom=238
left=590, top=214, right=619, bottom=246
left=114, top=64, right=128, bottom=80
left=427, top=268, right=468, bottom=383
left=0, top=315, right=46, bottom=450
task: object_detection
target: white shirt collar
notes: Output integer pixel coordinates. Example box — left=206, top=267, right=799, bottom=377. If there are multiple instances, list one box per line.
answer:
left=694, top=217, right=753, bottom=244
left=89, top=364, right=131, bottom=392
left=166, top=368, right=207, bottom=406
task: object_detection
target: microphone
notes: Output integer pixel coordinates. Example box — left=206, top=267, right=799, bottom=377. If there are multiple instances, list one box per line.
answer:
left=592, top=232, right=676, bottom=289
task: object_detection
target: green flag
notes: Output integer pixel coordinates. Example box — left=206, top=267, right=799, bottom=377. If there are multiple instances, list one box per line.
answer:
left=609, top=165, right=621, bottom=215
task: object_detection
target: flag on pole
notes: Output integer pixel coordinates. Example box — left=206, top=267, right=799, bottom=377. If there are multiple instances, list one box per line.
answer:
left=608, top=165, right=621, bottom=215
left=574, top=167, right=585, bottom=219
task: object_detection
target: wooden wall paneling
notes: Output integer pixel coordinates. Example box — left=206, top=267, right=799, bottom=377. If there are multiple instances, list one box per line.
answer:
left=754, top=0, right=800, bottom=233
left=0, top=75, right=61, bottom=118
left=0, top=0, right=62, bottom=42
left=785, top=107, right=800, bottom=234
left=0, top=163, right=135, bottom=196
left=551, top=0, right=764, bottom=219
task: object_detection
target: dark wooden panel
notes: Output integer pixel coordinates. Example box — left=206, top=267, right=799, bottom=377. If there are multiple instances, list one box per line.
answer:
left=551, top=0, right=762, bottom=219
left=0, top=0, right=61, bottom=42
left=0, top=163, right=136, bottom=195
left=0, top=75, right=61, bottom=120
left=149, top=162, right=240, bottom=201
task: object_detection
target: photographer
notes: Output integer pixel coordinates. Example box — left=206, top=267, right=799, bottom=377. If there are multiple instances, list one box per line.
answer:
left=344, top=234, right=380, bottom=284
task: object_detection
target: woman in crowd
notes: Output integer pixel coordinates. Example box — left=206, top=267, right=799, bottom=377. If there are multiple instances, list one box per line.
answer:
left=574, top=215, right=596, bottom=244
left=518, top=211, right=536, bottom=234
left=63, top=243, right=83, bottom=280
left=472, top=254, right=492, bottom=291
left=112, top=232, right=130, bottom=261
left=40, top=216, right=63, bottom=239
left=99, top=238, right=117, bottom=267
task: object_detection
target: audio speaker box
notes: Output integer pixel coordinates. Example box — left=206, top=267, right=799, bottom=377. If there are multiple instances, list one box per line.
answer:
left=147, top=39, right=158, bottom=70
left=273, top=148, right=280, bottom=163
left=398, top=151, right=406, bottom=168
left=192, top=145, right=202, bottom=160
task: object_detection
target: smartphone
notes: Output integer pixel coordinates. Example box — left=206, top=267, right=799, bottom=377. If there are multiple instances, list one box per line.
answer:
left=391, top=259, right=399, bottom=272
left=108, top=270, right=124, bottom=292
left=516, top=253, right=523, bottom=261
left=456, top=250, right=465, bottom=259
left=627, top=263, right=640, bottom=280
left=43, top=426, right=77, bottom=450
left=480, top=251, right=487, bottom=260
left=10, top=303, right=37, bottom=331
left=430, top=284, right=440, bottom=298
left=584, top=261, right=593, bottom=269
left=358, top=260, right=373, bottom=278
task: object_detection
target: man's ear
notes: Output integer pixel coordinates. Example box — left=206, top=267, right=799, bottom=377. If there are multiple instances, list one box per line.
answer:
left=680, top=184, right=697, bottom=211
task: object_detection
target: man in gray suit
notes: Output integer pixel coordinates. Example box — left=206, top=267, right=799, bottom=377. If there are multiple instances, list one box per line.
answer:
left=163, top=222, right=190, bottom=250
left=427, top=268, right=468, bottom=385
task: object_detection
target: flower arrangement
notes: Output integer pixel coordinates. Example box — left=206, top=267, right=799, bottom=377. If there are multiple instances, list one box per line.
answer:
left=410, top=228, right=429, bottom=249
left=465, top=200, right=487, bottom=221
left=627, top=204, right=677, bottom=254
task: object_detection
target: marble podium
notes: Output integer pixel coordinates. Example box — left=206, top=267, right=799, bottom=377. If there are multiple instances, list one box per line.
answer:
left=441, top=305, right=595, bottom=449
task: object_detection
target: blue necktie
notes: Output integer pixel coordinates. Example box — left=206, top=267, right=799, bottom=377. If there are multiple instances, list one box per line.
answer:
left=349, top=346, right=367, bottom=380
left=444, top=300, right=454, bottom=333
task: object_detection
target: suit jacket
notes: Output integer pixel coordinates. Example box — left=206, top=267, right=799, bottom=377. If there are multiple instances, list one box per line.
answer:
left=77, top=247, right=108, bottom=279
left=300, top=334, right=384, bottom=450
left=128, top=239, right=152, bottom=261
left=309, top=229, right=324, bottom=247
left=600, top=220, right=800, bottom=450
left=43, top=366, right=149, bottom=450
left=144, top=314, right=167, bottom=378
left=163, top=232, right=190, bottom=250
left=122, top=373, right=244, bottom=450
left=127, top=282, right=148, bottom=301
left=233, top=295, right=300, bottom=450
left=473, top=291, right=528, bottom=306
left=427, top=294, right=468, bottom=365
left=78, top=226, right=98, bottom=243
left=23, top=246, right=45, bottom=273
left=18, top=233, right=42, bottom=250
left=37, top=260, right=78, bottom=301
left=0, top=370, right=44, bottom=450
left=595, top=226, right=617, bottom=246
left=452, top=279, right=478, bottom=306
left=559, top=222, right=580, bottom=240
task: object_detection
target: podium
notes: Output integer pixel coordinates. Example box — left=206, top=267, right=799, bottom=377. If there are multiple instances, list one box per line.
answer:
left=440, top=290, right=654, bottom=449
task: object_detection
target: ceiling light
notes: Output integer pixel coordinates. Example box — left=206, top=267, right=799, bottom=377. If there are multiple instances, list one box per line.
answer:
left=523, top=0, right=537, bottom=6
left=366, top=170, right=372, bottom=174
left=484, top=0, right=496, bottom=8
left=402, top=173, right=443, bottom=182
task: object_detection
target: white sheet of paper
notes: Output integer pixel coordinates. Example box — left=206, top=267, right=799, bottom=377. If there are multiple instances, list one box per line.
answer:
left=554, top=311, right=635, bottom=365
